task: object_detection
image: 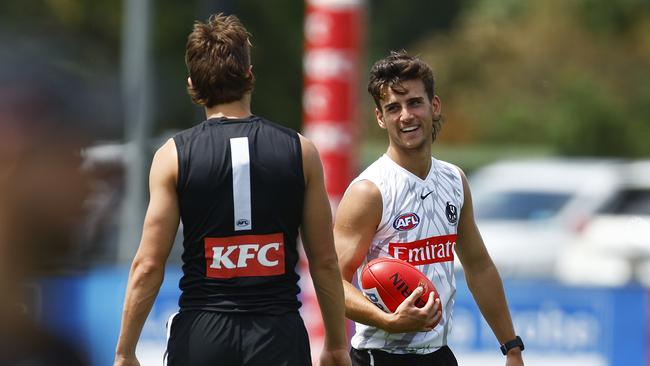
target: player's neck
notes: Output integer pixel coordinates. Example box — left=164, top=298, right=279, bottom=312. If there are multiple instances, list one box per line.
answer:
left=205, top=93, right=252, bottom=120
left=386, top=145, right=432, bottom=180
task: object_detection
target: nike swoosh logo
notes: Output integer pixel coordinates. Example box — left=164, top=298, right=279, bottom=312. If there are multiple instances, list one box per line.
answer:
left=420, top=191, right=433, bottom=200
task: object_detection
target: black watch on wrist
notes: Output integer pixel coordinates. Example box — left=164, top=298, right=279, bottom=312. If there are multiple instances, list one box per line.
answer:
left=500, top=336, right=524, bottom=355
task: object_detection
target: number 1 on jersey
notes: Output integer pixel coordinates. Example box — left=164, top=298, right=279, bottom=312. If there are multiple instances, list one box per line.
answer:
left=230, top=137, right=252, bottom=231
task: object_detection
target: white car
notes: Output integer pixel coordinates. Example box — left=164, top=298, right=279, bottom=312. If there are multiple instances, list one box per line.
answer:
left=466, top=158, right=623, bottom=278
left=555, top=160, right=650, bottom=286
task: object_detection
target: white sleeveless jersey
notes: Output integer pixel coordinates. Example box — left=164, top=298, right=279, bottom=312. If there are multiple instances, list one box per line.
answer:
left=349, top=154, right=464, bottom=354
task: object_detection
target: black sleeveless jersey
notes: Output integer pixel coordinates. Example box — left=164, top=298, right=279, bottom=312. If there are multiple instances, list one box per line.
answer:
left=173, top=115, right=305, bottom=314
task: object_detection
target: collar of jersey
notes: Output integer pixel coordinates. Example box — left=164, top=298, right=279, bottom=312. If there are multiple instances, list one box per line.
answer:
left=381, top=154, right=436, bottom=185
left=207, top=115, right=257, bottom=124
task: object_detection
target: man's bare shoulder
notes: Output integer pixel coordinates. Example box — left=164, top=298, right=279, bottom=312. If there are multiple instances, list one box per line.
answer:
left=297, top=133, right=318, bottom=160
left=150, top=138, right=178, bottom=184
left=338, top=179, right=382, bottom=223
left=156, top=138, right=177, bottom=156
left=345, top=179, right=381, bottom=201
left=297, top=134, right=322, bottom=185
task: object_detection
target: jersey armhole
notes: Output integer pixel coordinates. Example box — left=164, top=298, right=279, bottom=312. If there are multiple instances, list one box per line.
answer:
left=347, top=178, right=387, bottom=232
left=451, top=164, right=465, bottom=210
left=293, top=131, right=306, bottom=192
left=435, top=159, right=465, bottom=210
left=172, top=135, right=185, bottom=196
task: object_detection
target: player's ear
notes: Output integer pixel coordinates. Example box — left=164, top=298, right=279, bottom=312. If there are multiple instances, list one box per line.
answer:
left=376, top=108, right=386, bottom=129
left=431, top=95, right=441, bottom=120
left=187, top=76, right=194, bottom=89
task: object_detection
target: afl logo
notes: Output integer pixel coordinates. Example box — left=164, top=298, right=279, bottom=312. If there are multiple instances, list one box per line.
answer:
left=237, top=219, right=250, bottom=227
left=445, top=202, right=458, bottom=225
left=393, top=213, right=420, bottom=231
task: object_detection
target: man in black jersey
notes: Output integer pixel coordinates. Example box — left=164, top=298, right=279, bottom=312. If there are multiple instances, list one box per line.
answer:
left=114, top=13, right=351, bottom=366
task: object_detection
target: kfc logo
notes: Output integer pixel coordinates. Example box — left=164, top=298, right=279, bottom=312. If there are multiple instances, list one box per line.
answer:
left=205, top=233, right=285, bottom=278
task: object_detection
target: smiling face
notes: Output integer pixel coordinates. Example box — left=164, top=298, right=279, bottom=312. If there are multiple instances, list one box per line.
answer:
left=376, top=79, right=441, bottom=154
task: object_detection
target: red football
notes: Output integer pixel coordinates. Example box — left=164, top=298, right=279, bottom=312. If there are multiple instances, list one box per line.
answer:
left=360, top=257, right=439, bottom=313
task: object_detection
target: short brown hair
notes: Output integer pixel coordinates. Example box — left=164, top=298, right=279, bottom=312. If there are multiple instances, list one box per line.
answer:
left=185, top=13, right=254, bottom=107
left=368, top=50, right=441, bottom=140
left=368, top=50, right=435, bottom=110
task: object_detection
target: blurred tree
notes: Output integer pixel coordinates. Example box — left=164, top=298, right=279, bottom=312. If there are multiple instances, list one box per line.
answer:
left=415, top=0, right=650, bottom=157
left=127, top=0, right=306, bottom=133
left=9, top=0, right=649, bottom=158
left=366, top=0, right=461, bottom=60
left=0, top=0, right=123, bottom=139
left=0, top=0, right=462, bottom=138
left=236, top=0, right=306, bottom=130
left=361, top=0, right=463, bottom=141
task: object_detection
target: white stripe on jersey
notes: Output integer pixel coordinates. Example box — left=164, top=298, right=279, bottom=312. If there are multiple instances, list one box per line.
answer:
left=164, top=311, right=179, bottom=366
left=230, top=137, right=252, bottom=231
left=349, top=154, right=464, bottom=354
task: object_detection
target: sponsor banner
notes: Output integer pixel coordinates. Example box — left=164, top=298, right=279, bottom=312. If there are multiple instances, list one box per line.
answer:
left=450, top=277, right=647, bottom=366
left=204, top=233, right=285, bottom=278
left=33, top=269, right=649, bottom=366
left=388, top=234, right=456, bottom=265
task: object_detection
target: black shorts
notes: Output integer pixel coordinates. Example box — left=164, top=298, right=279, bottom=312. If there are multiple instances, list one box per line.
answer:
left=350, top=346, right=458, bottom=366
left=165, top=310, right=311, bottom=366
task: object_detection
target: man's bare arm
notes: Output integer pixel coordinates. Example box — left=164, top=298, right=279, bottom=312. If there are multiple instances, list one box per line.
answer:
left=454, top=168, right=523, bottom=364
left=114, top=139, right=180, bottom=366
left=334, top=180, right=440, bottom=333
left=298, top=135, right=351, bottom=366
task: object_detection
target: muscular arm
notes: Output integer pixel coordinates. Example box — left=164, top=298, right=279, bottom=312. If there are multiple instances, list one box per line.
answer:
left=298, top=135, right=350, bottom=365
left=455, top=169, right=523, bottom=364
left=334, top=180, right=439, bottom=333
left=114, top=139, right=180, bottom=366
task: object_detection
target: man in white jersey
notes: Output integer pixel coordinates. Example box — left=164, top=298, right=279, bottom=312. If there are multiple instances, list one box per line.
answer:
left=334, top=51, right=525, bottom=366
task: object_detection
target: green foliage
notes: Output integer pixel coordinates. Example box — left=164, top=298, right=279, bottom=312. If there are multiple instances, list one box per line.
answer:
left=149, top=0, right=307, bottom=132
left=547, top=74, right=626, bottom=156
left=413, top=0, right=650, bottom=157
left=366, top=0, right=461, bottom=60
left=579, top=0, right=650, bottom=36
left=4, top=0, right=648, bottom=159
left=236, top=0, right=305, bottom=130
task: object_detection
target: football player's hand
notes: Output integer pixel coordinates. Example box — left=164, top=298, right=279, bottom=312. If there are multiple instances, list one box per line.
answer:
left=384, top=287, right=441, bottom=333
left=505, top=348, right=524, bottom=366
left=114, top=354, right=140, bottom=366
left=319, top=347, right=352, bottom=366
